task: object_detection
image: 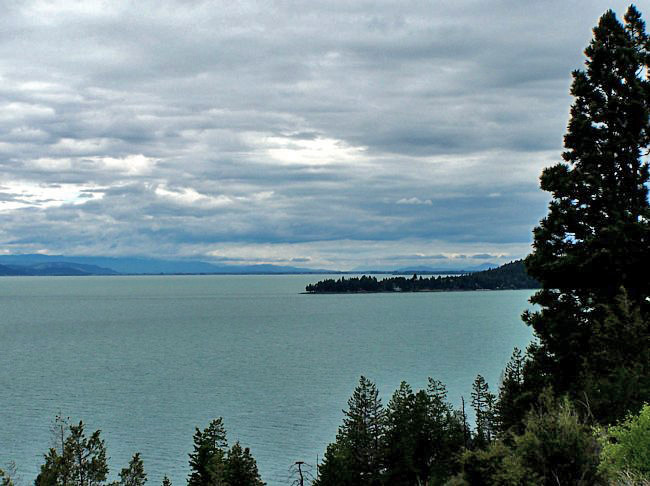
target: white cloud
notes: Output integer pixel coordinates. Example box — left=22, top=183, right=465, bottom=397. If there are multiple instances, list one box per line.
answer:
left=0, top=181, right=104, bottom=210
left=96, top=154, right=157, bottom=176
left=154, top=184, right=233, bottom=208
left=262, top=136, right=367, bottom=166
left=397, top=197, right=433, bottom=205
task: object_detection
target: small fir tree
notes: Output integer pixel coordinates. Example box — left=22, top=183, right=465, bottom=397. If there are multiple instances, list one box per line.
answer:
left=36, top=422, right=109, bottom=486
left=187, top=419, right=228, bottom=486
left=471, top=375, right=496, bottom=447
left=65, top=422, right=109, bottom=486
left=495, top=348, right=530, bottom=437
left=118, top=454, right=146, bottom=486
left=223, top=443, right=265, bottom=486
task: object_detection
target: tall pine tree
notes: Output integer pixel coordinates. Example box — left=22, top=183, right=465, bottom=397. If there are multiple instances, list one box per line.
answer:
left=187, top=419, right=228, bottom=486
left=315, top=376, right=384, bottom=486
left=523, top=5, right=650, bottom=424
left=470, top=375, right=495, bottom=448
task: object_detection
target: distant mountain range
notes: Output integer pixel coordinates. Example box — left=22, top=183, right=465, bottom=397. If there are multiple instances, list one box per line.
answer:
left=0, top=254, right=502, bottom=276
left=0, top=261, right=118, bottom=276
left=0, top=254, right=334, bottom=275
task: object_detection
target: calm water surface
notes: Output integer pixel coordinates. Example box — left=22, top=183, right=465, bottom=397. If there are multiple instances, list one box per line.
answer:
left=1, top=275, right=534, bottom=485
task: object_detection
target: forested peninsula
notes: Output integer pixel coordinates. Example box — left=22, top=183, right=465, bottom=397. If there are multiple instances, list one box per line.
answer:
left=305, top=260, right=538, bottom=293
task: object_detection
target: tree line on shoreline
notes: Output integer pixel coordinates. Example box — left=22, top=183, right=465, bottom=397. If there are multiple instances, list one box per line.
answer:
left=304, top=260, right=538, bottom=293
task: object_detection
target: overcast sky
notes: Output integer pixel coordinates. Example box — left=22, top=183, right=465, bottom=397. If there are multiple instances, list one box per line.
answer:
left=0, top=0, right=643, bottom=269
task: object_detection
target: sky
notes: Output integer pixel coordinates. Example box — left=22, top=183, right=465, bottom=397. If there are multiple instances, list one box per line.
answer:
left=0, top=0, right=643, bottom=270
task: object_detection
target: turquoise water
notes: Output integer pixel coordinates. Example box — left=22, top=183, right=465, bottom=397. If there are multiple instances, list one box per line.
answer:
left=0, top=275, right=534, bottom=485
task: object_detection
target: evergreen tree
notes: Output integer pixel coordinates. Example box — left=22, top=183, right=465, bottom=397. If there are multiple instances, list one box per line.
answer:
left=187, top=419, right=228, bottom=486
left=315, top=376, right=384, bottom=486
left=223, top=443, right=265, bottom=486
left=65, top=422, right=109, bottom=486
left=471, top=375, right=495, bottom=447
left=523, top=5, right=650, bottom=423
left=383, top=382, right=418, bottom=484
left=118, top=454, right=146, bottom=486
left=420, top=379, right=464, bottom=484
left=495, top=348, right=530, bottom=437
left=35, top=448, right=69, bottom=486
left=36, top=416, right=74, bottom=486
left=36, top=422, right=109, bottom=486
left=580, top=288, right=650, bottom=423
left=161, top=477, right=171, bottom=486
left=341, top=376, right=384, bottom=485
left=314, top=442, right=354, bottom=486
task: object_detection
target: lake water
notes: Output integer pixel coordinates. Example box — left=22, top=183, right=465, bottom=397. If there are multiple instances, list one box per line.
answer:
left=0, top=275, right=534, bottom=486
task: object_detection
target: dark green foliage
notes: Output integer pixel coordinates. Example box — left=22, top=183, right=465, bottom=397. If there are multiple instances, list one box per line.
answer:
left=383, top=379, right=464, bottom=485
left=35, top=449, right=67, bottom=486
left=118, top=454, right=146, bottom=486
left=495, top=348, right=534, bottom=437
left=580, top=289, right=650, bottom=424
left=453, top=442, right=530, bottom=486
left=36, top=422, right=109, bottom=486
left=64, top=422, right=109, bottom=486
left=305, top=260, right=538, bottom=293
left=523, top=5, right=650, bottom=424
left=455, top=392, right=603, bottom=486
left=161, top=477, right=171, bottom=486
left=316, top=377, right=465, bottom=485
left=315, top=376, right=385, bottom=486
left=511, top=393, right=602, bottom=485
left=470, top=375, right=495, bottom=448
left=314, top=442, right=355, bottom=486
left=382, top=382, right=417, bottom=485
left=187, top=419, right=228, bottom=486
left=223, top=443, right=264, bottom=486
left=187, top=418, right=265, bottom=486
left=346, top=376, right=384, bottom=485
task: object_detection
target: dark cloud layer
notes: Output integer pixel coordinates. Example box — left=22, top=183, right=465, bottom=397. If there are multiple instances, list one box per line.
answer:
left=0, top=0, right=640, bottom=268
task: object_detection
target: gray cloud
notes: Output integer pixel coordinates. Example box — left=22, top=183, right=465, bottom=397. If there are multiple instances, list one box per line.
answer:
left=0, top=0, right=638, bottom=268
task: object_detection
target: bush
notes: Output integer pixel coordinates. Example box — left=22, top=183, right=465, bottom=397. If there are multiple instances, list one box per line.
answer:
left=598, top=404, right=650, bottom=482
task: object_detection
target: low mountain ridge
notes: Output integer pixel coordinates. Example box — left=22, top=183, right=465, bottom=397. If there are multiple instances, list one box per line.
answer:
left=0, top=262, right=118, bottom=276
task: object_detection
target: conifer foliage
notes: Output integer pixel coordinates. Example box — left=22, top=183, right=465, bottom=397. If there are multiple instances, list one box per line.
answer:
left=523, top=5, right=650, bottom=424
left=315, top=377, right=465, bottom=486
left=187, top=419, right=229, bottom=486
left=470, top=375, right=495, bottom=447
left=315, top=376, right=385, bottom=486
left=35, top=421, right=109, bottom=486
left=187, top=418, right=264, bottom=486
left=118, top=454, right=147, bottom=486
